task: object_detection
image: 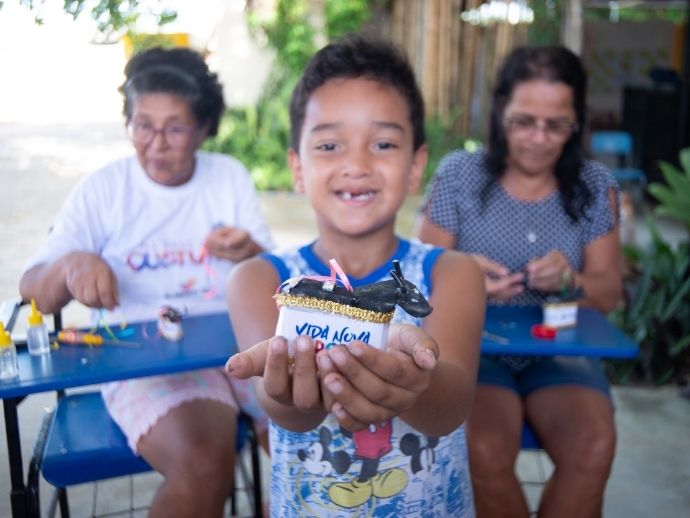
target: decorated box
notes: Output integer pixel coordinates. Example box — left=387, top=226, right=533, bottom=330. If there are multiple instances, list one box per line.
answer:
left=274, top=259, right=432, bottom=352
left=543, top=300, right=578, bottom=328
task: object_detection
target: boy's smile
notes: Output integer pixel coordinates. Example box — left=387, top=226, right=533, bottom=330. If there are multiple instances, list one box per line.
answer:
left=289, top=78, right=427, bottom=243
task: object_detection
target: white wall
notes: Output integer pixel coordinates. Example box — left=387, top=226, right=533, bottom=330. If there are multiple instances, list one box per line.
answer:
left=206, top=1, right=275, bottom=107
left=0, top=2, right=125, bottom=124
left=584, top=20, right=675, bottom=122
left=0, top=0, right=274, bottom=125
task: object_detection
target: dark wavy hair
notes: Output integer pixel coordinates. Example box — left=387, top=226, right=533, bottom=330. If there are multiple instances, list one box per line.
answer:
left=289, top=32, right=425, bottom=151
left=120, top=47, right=225, bottom=137
left=486, top=46, right=592, bottom=222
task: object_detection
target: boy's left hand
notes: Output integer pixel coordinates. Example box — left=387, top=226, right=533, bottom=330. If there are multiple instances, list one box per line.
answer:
left=320, top=324, right=438, bottom=432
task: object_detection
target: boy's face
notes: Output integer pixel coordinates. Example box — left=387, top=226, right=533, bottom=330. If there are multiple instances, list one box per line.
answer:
left=288, top=77, right=427, bottom=239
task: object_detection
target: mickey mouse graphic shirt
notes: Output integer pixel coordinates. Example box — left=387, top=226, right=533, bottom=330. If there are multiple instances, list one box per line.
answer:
left=262, top=239, right=475, bottom=517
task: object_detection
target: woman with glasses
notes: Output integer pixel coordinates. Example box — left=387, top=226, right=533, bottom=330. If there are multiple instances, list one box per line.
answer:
left=417, top=46, right=621, bottom=517
left=20, top=47, right=273, bottom=517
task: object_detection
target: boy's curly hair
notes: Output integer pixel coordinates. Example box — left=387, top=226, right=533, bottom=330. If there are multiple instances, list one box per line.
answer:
left=290, top=32, right=425, bottom=151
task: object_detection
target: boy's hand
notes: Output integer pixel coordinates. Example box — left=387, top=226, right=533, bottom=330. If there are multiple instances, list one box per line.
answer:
left=63, top=251, right=119, bottom=310
left=204, top=226, right=259, bottom=262
left=225, top=341, right=269, bottom=378
left=320, top=324, right=439, bottom=431
left=226, top=335, right=323, bottom=413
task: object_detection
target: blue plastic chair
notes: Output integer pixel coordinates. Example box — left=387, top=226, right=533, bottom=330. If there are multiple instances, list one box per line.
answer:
left=519, top=421, right=549, bottom=513
left=28, top=392, right=262, bottom=517
left=521, top=421, right=542, bottom=451
left=590, top=131, right=647, bottom=188
left=3, top=299, right=264, bottom=518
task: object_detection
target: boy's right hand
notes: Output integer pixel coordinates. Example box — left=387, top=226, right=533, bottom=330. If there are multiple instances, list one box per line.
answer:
left=226, top=335, right=323, bottom=413
left=63, top=252, right=119, bottom=310
left=470, top=254, right=524, bottom=301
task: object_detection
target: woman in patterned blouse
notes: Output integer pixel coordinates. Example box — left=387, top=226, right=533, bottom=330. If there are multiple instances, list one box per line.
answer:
left=417, top=46, right=622, bottom=518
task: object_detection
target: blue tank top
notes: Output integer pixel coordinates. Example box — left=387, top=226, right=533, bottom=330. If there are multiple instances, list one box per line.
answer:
left=261, top=238, right=475, bottom=517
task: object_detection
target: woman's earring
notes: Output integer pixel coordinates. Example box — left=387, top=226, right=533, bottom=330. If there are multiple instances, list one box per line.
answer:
left=294, top=179, right=304, bottom=193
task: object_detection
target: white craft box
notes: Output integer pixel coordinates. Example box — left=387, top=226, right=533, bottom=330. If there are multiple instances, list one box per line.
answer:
left=275, top=305, right=389, bottom=351
left=543, top=301, right=578, bottom=328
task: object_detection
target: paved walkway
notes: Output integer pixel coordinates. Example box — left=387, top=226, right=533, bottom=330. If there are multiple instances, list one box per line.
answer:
left=1, top=122, right=690, bottom=517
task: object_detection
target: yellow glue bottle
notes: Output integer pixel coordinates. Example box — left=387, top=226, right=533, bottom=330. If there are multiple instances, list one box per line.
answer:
left=27, top=299, right=51, bottom=356
left=0, top=322, right=19, bottom=381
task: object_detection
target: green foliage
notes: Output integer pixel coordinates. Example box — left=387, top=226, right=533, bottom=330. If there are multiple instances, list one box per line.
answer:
left=324, top=0, right=371, bottom=41
left=205, top=0, right=378, bottom=191
left=609, top=146, right=690, bottom=385
left=125, top=32, right=183, bottom=55
left=203, top=76, right=296, bottom=191
left=250, top=0, right=373, bottom=78
left=423, top=107, right=469, bottom=187
left=527, top=1, right=562, bottom=46
left=6, top=0, right=176, bottom=34
left=207, top=0, right=477, bottom=191
left=250, top=0, right=317, bottom=77
left=584, top=5, right=686, bottom=23
left=609, top=224, right=690, bottom=385
left=649, top=148, right=690, bottom=230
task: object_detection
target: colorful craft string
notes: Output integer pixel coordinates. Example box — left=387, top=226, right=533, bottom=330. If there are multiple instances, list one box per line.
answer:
left=199, top=244, right=221, bottom=300
left=276, top=258, right=354, bottom=295
left=91, top=309, right=133, bottom=340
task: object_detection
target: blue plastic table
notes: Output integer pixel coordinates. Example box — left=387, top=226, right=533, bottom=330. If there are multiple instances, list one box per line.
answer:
left=0, top=312, right=237, bottom=518
left=481, top=305, right=638, bottom=358
left=2, top=306, right=637, bottom=516
left=481, top=305, right=637, bottom=452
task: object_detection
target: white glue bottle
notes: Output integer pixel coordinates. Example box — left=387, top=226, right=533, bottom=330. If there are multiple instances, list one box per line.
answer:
left=27, top=299, right=51, bottom=356
left=0, top=322, right=19, bottom=381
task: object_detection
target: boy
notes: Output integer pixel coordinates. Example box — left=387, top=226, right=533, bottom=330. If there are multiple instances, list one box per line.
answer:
left=226, top=33, right=485, bottom=516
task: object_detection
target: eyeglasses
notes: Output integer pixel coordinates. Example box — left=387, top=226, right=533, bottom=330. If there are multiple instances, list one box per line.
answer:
left=503, top=115, right=578, bottom=142
left=127, top=121, right=198, bottom=147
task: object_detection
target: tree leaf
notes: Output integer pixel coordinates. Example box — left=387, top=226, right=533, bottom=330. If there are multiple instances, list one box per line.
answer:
left=669, top=334, right=690, bottom=356
left=628, top=262, right=654, bottom=321
left=660, top=275, right=690, bottom=322
left=679, top=147, right=690, bottom=178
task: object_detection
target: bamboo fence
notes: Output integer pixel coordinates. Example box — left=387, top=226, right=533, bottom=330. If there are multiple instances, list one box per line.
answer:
left=385, top=0, right=529, bottom=140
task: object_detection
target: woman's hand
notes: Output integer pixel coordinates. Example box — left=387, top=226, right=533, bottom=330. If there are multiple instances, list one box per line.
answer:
left=204, top=226, right=261, bottom=262
left=525, top=250, right=572, bottom=293
left=318, top=324, right=439, bottom=432
left=62, top=252, right=119, bottom=310
left=470, top=254, right=524, bottom=301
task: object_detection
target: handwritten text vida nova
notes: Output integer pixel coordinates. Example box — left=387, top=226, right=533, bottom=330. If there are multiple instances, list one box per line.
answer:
left=295, top=322, right=371, bottom=351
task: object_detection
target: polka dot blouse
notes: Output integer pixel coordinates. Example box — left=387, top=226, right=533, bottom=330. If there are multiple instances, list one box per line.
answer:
left=421, top=149, right=619, bottom=307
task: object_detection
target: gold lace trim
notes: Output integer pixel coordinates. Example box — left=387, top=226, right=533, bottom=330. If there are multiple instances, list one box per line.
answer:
left=274, top=294, right=394, bottom=324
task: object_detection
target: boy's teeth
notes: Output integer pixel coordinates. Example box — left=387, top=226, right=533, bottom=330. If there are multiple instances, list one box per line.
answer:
left=341, top=191, right=373, bottom=200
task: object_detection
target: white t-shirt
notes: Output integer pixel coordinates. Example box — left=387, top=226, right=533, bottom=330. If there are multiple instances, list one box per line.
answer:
left=24, top=151, right=273, bottom=323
